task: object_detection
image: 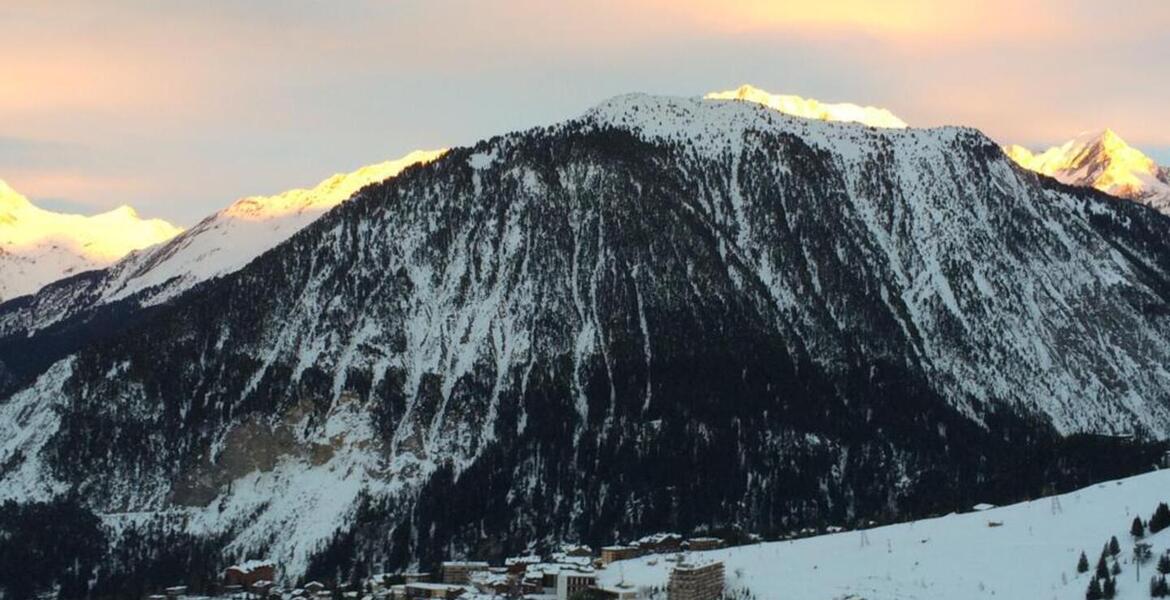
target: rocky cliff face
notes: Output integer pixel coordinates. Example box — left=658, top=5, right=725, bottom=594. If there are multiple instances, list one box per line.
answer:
left=2, top=94, right=1169, bottom=587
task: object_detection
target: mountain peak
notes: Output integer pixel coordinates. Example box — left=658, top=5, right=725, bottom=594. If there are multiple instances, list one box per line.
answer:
left=704, top=84, right=909, bottom=129
left=0, top=180, right=181, bottom=301
left=0, top=179, right=33, bottom=212
left=1005, top=129, right=1169, bottom=213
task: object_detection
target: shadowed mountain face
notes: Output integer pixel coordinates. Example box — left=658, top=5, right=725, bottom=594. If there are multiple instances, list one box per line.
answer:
left=2, top=95, right=1169, bottom=586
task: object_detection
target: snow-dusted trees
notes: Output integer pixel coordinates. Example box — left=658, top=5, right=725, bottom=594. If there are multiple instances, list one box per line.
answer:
left=1086, top=576, right=1102, bottom=600
left=1097, top=551, right=1111, bottom=580
left=1133, top=516, right=1146, bottom=539
left=1151, top=575, right=1170, bottom=598
left=1151, top=503, right=1170, bottom=534
left=1079, top=551, right=1091, bottom=574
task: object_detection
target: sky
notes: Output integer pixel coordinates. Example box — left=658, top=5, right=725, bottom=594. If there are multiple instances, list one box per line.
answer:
left=1, top=0, right=1168, bottom=224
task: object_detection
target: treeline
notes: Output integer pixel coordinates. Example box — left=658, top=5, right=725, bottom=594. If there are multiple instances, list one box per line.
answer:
left=0, top=498, right=227, bottom=599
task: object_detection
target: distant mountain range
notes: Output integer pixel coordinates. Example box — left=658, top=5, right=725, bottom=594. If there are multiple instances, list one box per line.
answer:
left=0, top=180, right=180, bottom=302
left=0, top=149, right=444, bottom=341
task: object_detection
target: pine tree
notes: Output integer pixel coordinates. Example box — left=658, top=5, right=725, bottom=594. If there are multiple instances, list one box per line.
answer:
left=1108, top=535, right=1120, bottom=557
left=1154, top=575, right=1170, bottom=598
left=1096, top=552, right=1110, bottom=580
left=1132, top=516, right=1145, bottom=539
left=1078, top=551, right=1090, bottom=574
left=1110, top=560, right=1120, bottom=576
left=1159, top=553, right=1170, bottom=576
left=1152, top=503, right=1170, bottom=534
left=1102, top=574, right=1116, bottom=599
left=1086, top=576, right=1102, bottom=600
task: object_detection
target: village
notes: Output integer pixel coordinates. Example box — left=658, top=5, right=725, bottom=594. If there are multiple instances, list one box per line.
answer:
left=143, top=534, right=732, bottom=600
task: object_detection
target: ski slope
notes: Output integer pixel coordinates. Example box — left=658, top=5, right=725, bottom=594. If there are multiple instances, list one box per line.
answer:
left=598, top=469, right=1170, bottom=599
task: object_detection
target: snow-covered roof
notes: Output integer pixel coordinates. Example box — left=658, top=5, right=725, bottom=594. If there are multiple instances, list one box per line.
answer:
left=227, top=559, right=274, bottom=573
left=504, top=554, right=542, bottom=566
left=442, top=560, right=490, bottom=567
left=635, top=532, right=681, bottom=545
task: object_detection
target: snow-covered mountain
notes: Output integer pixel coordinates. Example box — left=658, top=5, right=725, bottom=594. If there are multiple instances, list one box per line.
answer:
left=0, top=149, right=443, bottom=399
left=0, top=150, right=443, bottom=353
left=0, top=180, right=180, bottom=302
left=1005, top=129, right=1170, bottom=214
left=96, top=149, right=447, bottom=308
left=705, top=84, right=909, bottom=128
left=599, top=468, right=1170, bottom=600
left=2, top=92, right=1169, bottom=591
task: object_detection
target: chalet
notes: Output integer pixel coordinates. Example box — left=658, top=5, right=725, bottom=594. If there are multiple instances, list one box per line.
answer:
left=600, top=545, right=641, bottom=565
left=504, top=553, right=542, bottom=574
left=560, top=543, right=593, bottom=557
left=469, top=568, right=512, bottom=596
left=683, top=537, right=723, bottom=552
left=369, top=573, right=397, bottom=591
left=440, top=561, right=489, bottom=584
left=634, top=532, right=682, bottom=554
left=403, top=572, right=431, bottom=584
left=548, top=551, right=593, bottom=569
left=224, top=559, right=276, bottom=590
left=667, top=561, right=724, bottom=600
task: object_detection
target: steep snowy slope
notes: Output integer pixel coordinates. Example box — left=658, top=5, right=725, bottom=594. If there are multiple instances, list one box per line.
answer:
left=2, top=93, right=1169, bottom=587
left=705, top=84, right=909, bottom=128
left=0, top=150, right=444, bottom=395
left=0, top=180, right=180, bottom=302
left=599, top=468, right=1170, bottom=600
left=1006, top=130, right=1170, bottom=214
left=98, top=149, right=446, bottom=307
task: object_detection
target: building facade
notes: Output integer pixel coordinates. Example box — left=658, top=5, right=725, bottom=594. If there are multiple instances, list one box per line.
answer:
left=600, top=546, right=641, bottom=565
left=556, top=570, right=597, bottom=600
left=667, top=561, right=724, bottom=600
left=440, top=561, right=489, bottom=584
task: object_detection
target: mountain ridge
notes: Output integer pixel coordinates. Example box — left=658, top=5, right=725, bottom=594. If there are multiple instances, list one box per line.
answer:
left=1, top=92, right=1169, bottom=586
left=0, top=180, right=182, bottom=302
left=704, top=84, right=909, bottom=129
